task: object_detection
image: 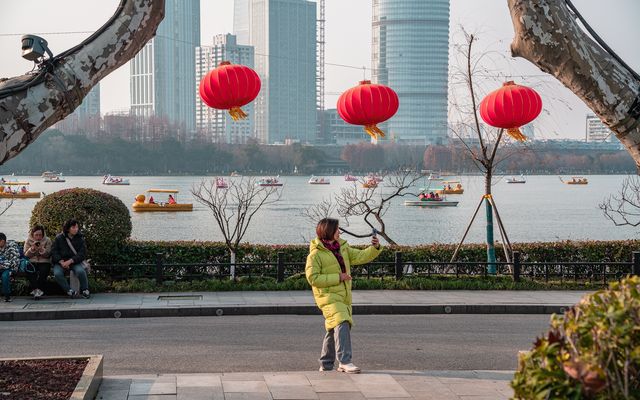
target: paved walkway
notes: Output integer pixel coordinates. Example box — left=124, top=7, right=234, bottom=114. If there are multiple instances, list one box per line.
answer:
left=96, top=370, right=515, bottom=400
left=1, top=290, right=591, bottom=321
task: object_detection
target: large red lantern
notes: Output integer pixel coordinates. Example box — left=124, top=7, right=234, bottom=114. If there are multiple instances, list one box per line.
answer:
left=479, top=81, right=542, bottom=141
left=199, top=61, right=261, bottom=121
left=337, top=80, right=399, bottom=139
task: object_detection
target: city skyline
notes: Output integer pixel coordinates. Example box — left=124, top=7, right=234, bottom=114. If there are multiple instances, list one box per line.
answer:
left=0, top=0, right=638, bottom=141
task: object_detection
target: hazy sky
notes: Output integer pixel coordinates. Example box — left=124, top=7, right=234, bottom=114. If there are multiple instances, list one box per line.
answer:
left=1, top=0, right=638, bottom=140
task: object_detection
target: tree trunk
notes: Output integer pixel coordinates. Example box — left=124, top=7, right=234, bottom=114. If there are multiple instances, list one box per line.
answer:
left=508, top=0, right=640, bottom=167
left=0, top=0, right=165, bottom=164
left=229, top=250, right=236, bottom=281
left=485, top=174, right=497, bottom=273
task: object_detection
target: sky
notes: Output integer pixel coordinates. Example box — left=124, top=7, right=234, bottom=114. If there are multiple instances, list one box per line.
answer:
left=0, top=0, right=638, bottom=140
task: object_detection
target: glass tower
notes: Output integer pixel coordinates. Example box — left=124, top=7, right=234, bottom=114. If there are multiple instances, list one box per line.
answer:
left=372, top=0, right=450, bottom=144
left=130, top=0, right=200, bottom=137
left=234, top=0, right=317, bottom=144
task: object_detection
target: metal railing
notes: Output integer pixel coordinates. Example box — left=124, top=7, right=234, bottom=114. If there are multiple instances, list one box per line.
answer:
left=88, top=251, right=640, bottom=286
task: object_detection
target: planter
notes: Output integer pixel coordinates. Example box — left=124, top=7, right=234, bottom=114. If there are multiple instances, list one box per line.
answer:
left=0, top=355, right=103, bottom=400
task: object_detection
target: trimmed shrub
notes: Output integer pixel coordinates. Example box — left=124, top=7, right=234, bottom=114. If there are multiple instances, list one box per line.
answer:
left=511, top=276, right=640, bottom=399
left=30, top=188, right=132, bottom=261
left=105, top=239, right=640, bottom=265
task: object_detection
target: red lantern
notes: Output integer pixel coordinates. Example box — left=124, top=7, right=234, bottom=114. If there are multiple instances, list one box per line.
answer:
left=479, top=81, right=542, bottom=141
left=199, top=61, right=261, bottom=121
left=337, top=80, right=399, bottom=139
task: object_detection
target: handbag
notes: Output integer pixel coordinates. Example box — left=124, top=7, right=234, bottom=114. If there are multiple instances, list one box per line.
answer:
left=65, top=237, right=91, bottom=272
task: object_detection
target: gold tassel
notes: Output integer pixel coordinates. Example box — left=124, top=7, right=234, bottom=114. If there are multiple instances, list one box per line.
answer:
left=364, top=124, right=386, bottom=139
left=507, top=128, right=527, bottom=141
left=228, top=107, right=248, bottom=121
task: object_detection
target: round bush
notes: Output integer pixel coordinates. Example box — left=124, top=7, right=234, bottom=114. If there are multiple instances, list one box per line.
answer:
left=512, top=276, right=640, bottom=399
left=30, top=188, right=132, bottom=262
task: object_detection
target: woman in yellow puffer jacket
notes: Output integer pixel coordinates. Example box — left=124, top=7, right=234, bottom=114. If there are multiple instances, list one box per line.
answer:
left=306, top=218, right=382, bottom=374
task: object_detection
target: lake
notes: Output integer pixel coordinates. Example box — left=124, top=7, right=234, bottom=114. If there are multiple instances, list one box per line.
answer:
left=0, top=175, right=637, bottom=246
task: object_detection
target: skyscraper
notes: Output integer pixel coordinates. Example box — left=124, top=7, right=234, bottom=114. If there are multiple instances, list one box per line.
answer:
left=372, top=0, right=450, bottom=144
left=195, top=34, right=255, bottom=144
left=233, top=0, right=251, bottom=45
left=130, top=0, right=200, bottom=138
left=234, top=0, right=317, bottom=144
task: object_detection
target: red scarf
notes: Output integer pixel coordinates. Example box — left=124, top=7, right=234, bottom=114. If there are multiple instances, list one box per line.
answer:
left=321, top=239, right=346, bottom=273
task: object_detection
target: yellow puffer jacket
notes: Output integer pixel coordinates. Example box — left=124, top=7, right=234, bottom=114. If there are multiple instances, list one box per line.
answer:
left=305, top=238, right=382, bottom=331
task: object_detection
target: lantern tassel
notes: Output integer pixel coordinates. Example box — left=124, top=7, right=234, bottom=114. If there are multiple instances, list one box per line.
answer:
left=364, top=124, right=386, bottom=139
left=228, top=107, right=248, bottom=121
left=506, top=128, right=527, bottom=142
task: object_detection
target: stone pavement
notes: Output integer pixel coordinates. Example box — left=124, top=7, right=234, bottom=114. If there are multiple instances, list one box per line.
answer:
left=96, top=370, right=514, bottom=400
left=0, top=290, right=591, bottom=321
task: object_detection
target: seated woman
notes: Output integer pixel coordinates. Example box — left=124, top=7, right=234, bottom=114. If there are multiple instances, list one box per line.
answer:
left=148, top=196, right=156, bottom=204
left=168, top=194, right=176, bottom=205
left=51, top=219, right=90, bottom=299
left=0, top=233, right=20, bottom=302
left=23, top=225, right=53, bottom=299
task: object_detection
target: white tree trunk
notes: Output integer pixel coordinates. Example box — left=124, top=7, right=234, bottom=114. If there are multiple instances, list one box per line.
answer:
left=508, top=0, right=640, bottom=167
left=230, top=250, right=236, bottom=281
left=0, top=0, right=164, bottom=164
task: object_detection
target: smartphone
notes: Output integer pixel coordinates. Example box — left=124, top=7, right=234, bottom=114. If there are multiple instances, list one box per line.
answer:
left=35, top=242, right=40, bottom=247
left=372, top=228, right=378, bottom=237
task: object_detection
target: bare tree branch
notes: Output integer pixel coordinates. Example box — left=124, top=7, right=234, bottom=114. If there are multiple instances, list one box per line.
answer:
left=600, top=176, right=640, bottom=227
left=191, top=177, right=281, bottom=257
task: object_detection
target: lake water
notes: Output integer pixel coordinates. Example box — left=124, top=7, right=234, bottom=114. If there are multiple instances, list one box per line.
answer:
left=0, top=175, right=637, bottom=246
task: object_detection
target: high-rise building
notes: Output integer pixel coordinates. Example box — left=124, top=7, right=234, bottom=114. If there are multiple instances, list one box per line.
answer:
left=233, top=0, right=251, bottom=45
left=54, top=84, right=101, bottom=136
left=234, top=0, right=317, bottom=144
left=372, top=0, right=450, bottom=145
left=195, top=34, right=255, bottom=144
left=586, top=114, right=612, bottom=142
left=130, top=0, right=200, bottom=138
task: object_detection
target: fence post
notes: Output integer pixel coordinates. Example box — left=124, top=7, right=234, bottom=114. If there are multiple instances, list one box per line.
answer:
left=276, top=252, right=285, bottom=283
left=513, top=251, right=521, bottom=282
left=394, top=251, right=403, bottom=280
left=632, top=251, right=640, bottom=276
left=155, top=252, right=164, bottom=284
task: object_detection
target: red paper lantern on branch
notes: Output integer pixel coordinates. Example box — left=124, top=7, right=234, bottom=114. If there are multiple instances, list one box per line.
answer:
left=199, top=61, right=261, bottom=121
left=337, top=80, right=399, bottom=139
left=479, top=81, right=542, bottom=141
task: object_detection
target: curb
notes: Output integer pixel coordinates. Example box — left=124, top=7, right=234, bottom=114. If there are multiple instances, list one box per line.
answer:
left=0, top=304, right=572, bottom=321
left=0, top=355, right=103, bottom=400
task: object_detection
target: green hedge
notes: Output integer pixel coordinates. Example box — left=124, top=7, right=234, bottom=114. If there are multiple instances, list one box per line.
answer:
left=97, top=239, right=640, bottom=265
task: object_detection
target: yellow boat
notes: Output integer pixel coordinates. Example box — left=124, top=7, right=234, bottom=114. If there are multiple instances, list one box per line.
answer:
left=0, top=184, right=41, bottom=199
left=436, top=180, right=464, bottom=195
left=1, top=180, right=30, bottom=186
left=132, top=189, right=193, bottom=212
left=561, top=176, right=588, bottom=185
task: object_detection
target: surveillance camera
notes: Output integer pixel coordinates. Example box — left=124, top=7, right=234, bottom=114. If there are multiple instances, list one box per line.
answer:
left=21, top=34, right=53, bottom=62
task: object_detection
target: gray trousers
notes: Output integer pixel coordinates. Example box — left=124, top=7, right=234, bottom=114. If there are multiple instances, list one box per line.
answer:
left=319, top=321, right=352, bottom=368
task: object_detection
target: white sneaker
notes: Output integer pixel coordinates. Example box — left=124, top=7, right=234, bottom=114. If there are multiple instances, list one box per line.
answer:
left=34, top=289, right=44, bottom=299
left=319, top=366, right=332, bottom=371
left=337, top=363, right=361, bottom=374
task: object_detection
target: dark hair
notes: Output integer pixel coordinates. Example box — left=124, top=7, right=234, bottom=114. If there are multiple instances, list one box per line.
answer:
left=316, top=218, right=339, bottom=241
left=30, top=225, right=45, bottom=236
left=0, top=232, right=5, bottom=242
left=62, top=219, right=80, bottom=235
